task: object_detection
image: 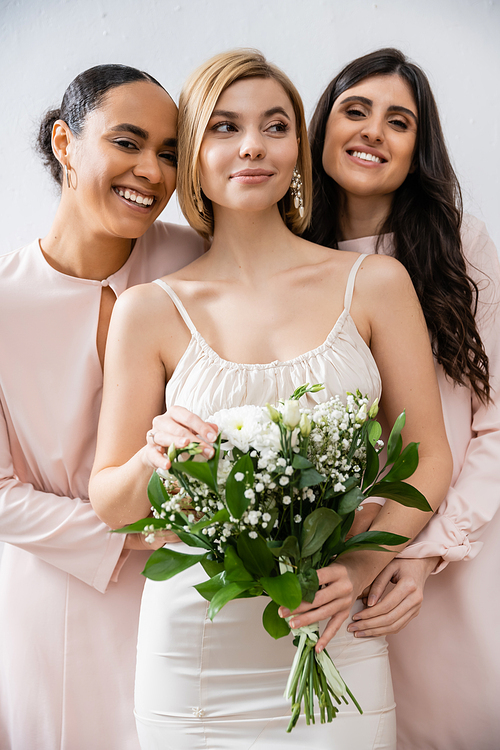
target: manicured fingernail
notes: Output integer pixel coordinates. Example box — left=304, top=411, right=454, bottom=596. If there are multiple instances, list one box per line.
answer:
left=347, top=624, right=358, bottom=632
left=316, top=644, right=324, bottom=653
left=289, top=619, right=300, bottom=628
left=203, top=447, right=214, bottom=458
left=354, top=631, right=366, bottom=638
left=207, top=432, right=217, bottom=441
left=352, top=614, right=360, bottom=621
left=279, top=608, right=290, bottom=618
left=367, top=595, right=377, bottom=606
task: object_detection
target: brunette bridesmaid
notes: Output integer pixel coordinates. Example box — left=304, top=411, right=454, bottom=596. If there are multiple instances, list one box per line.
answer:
left=307, top=48, right=500, bottom=750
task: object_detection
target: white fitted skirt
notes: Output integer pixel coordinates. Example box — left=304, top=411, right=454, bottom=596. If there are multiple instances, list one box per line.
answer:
left=135, top=546, right=396, bottom=750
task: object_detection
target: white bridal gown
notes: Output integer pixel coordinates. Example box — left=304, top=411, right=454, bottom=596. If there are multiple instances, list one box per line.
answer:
left=135, top=254, right=396, bottom=749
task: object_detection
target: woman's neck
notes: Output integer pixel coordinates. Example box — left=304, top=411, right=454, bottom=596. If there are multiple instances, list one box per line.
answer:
left=339, top=193, right=392, bottom=241
left=207, top=204, right=302, bottom=280
left=40, top=203, right=134, bottom=281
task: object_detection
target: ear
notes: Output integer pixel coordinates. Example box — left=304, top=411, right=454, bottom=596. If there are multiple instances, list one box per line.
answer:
left=51, top=119, right=73, bottom=168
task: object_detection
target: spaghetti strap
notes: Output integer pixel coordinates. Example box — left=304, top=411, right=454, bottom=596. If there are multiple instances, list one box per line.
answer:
left=343, top=254, right=367, bottom=314
left=152, top=279, right=197, bottom=335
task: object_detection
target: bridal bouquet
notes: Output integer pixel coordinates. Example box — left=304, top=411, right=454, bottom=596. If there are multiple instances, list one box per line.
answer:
left=117, top=384, right=430, bottom=731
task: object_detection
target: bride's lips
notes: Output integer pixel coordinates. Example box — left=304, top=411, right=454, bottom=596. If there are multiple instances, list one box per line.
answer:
left=230, top=169, right=274, bottom=185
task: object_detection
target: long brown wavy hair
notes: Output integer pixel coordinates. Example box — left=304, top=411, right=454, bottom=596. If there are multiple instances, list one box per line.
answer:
left=306, top=48, right=490, bottom=403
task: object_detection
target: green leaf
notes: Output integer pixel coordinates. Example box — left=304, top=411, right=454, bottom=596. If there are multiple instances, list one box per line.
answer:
left=200, top=557, right=224, bottom=578
left=337, top=486, right=365, bottom=515
left=297, top=566, right=319, bottom=603
left=362, top=438, right=380, bottom=490
left=320, top=523, right=343, bottom=565
left=367, top=481, right=431, bottom=511
left=386, top=411, right=406, bottom=464
left=142, top=547, right=205, bottom=581
left=206, top=433, right=222, bottom=491
left=259, top=571, right=302, bottom=610
left=225, top=454, right=255, bottom=520
left=343, top=530, right=409, bottom=548
left=194, top=571, right=226, bottom=601
left=268, top=535, right=300, bottom=563
left=170, top=458, right=217, bottom=493
left=367, top=419, right=382, bottom=447
left=337, top=542, right=408, bottom=555
left=262, top=600, right=291, bottom=639
left=237, top=531, right=275, bottom=578
left=381, top=442, right=420, bottom=482
left=147, top=471, right=171, bottom=514
left=300, top=507, right=342, bottom=557
left=292, top=454, right=314, bottom=470
left=175, top=530, right=212, bottom=550
left=112, top=517, right=170, bottom=534
left=190, top=507, right=229, bottom=534
left=224, top=545, right=254, bottom=582
left=298, top=467, right=326, bottom=489
left=207, top=581, right=255, bottom=620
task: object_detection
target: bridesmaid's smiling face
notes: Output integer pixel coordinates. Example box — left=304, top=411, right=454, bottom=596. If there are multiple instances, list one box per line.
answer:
left=62, top=81, right=178, bottom=240
left=198, top=77, right=299, bottom=216
left=322, top=74, right=418, bottom=203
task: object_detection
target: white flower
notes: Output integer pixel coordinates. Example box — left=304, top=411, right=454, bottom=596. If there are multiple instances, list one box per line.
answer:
left=294, top=514, right=302, bottom=523
left=282, top=399, right=301, bottom=429
left=279, top=476, right=289, bottom=486
left=255, top=482, right=265, bottom=493
left=262, top=513, right=271, bottom=522
left=244, top=489, right=255, bottom=500
left=285, top=465, right=294, bottom=476
left=283, top=495, right=292, bottom=505
left=277, top=457, right=287, bottom=467
left=235, top=472, right=245, bottom=482
left=248, top=531, right=258, bottom=539
left=247, top=510, right=261, bottom=525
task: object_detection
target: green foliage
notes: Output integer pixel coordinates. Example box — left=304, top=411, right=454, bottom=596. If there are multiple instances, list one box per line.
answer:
left=263, top=600, right=291, bottom=639
left=300, top=508, right=342, bottom=558
left=260, top=572, right=303, bottom=610
left=225, top=454, right=255, bottom=519
left=142, top=547, right=206, bottom=581
left=237, top=531, right=275, bottom=578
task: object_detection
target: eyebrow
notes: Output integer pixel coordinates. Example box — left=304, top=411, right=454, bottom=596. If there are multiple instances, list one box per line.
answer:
left=109, top=123, right=177, bottom=147
left=339, top=95, right=417, bottom=123
left=210, top=107, right=291, bottom=121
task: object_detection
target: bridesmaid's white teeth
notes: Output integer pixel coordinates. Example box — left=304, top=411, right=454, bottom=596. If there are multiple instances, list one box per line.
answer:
left=114, top=187, right=155, bottom=206
left=350, top=150, right=383, bottom=163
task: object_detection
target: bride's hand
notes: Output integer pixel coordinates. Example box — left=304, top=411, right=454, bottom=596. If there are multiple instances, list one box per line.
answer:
left=143, top=406, right=219, bottom=471
left=279, top=554, right=367, bottom=652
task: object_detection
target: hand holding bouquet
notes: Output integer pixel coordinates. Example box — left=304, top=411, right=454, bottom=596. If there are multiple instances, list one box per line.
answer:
left=117, top=384, right=430, bottom=731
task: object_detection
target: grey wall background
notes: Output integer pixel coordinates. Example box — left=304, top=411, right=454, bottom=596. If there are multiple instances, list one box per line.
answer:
left=1, top=0, right=499, bottom=253
left=0, top=0, right=498, bottom=560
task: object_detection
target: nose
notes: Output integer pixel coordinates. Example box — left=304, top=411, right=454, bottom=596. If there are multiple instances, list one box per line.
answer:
left=360, top=115, right=384, bottom=144
left=133, top=149, right=164, bottom=184
left=239, top=128, right=266, bottom=160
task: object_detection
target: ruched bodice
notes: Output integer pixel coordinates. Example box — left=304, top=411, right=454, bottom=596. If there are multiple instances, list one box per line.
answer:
left=154, top=254, right=381, bottom=416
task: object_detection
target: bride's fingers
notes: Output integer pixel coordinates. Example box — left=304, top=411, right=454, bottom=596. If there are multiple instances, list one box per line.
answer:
left=316, top=611, right=350, bottom=652
left=151, top=409, right=218, bottom=455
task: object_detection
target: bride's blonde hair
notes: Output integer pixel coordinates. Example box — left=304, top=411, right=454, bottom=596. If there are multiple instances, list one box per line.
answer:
left=177, top=49, right=312, bottom=240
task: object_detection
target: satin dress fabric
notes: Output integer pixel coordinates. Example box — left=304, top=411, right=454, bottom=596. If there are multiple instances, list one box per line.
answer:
left=135, top=254, right=397, bottom=749
left=339, top=216, right=500, bottom=750
left=0, top=223, right=204, bottom=750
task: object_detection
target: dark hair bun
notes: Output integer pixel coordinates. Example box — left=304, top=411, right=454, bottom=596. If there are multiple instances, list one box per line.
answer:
left=36, top=108, right=63, bottom=184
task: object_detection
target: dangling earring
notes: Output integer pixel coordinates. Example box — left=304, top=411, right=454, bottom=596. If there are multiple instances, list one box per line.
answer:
left=64, top=164, right=71, bottom=189
left=290, top=167, right=304, bottom=218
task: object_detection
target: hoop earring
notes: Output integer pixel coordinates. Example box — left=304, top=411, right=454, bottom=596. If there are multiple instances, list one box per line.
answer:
left=290, top=167, right=304, bottom=218
left=64, top=164, right=71, bottom=189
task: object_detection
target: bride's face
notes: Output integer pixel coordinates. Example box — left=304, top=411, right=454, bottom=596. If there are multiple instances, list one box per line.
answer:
left=199, top=76, right=299, bottom=214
